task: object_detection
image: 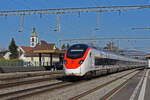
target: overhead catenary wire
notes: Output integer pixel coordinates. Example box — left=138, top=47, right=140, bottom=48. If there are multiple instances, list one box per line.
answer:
left=132, top=27, right=150, bottom=30
left=1, top=4, right=150, bottom=49
left=0, top=5, right=149, bottom=16
left=0, top=4, right=149, bottom=33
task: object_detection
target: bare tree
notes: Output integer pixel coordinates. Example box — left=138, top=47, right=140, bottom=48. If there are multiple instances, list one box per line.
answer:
left=103, top=41, right=119, bottom=53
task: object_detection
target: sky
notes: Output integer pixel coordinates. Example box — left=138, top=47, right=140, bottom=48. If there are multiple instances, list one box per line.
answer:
left=0, top=0, right=150, bottom=51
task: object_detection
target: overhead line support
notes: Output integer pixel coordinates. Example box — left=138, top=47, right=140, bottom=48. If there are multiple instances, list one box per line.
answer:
left=0, top=5, right=149, bottom=16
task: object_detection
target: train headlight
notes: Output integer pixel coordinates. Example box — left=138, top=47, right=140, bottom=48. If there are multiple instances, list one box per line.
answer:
left=79, top=60, right=84, bottom=64
left=64, top=60, right=67, bottom=64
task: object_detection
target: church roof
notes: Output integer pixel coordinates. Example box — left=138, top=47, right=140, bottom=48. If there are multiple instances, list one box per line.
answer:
left=31, top=27, right=37, bottom=37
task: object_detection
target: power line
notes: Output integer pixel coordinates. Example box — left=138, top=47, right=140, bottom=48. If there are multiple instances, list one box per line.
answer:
left=1, top=4, right=149, bottom=46
left=0, top=4, right=149, bottom=33
left=0, top=5, right=149, bottom=16
left=132, top=28, right=150, bottom=30
left=60, top=38, right=150, bottom=43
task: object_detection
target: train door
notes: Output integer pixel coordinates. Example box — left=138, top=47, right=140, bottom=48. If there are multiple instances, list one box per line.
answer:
left=148, top=59, right=150, bottom=68
left=89, top=52, right=94, bottom=69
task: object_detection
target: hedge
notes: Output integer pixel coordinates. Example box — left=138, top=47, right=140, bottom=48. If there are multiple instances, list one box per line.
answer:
left=0, top=59, right=24, bottom=67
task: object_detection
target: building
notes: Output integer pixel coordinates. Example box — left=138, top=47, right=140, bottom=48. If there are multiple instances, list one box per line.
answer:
left=18, top=27, right=65, bottom=67
left=30, top=27, right=38, bottom=47
left=18, top=27, right=37, bottom=60
left=0, top=50, right=11, bottom=59
left=18, top=46, right=33, bottom=60
left=26, top=40, right=65, bottom=66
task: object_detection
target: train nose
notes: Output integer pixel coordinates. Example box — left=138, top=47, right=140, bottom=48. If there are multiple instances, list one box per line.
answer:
left=64, top=67, right=82, bottom=76
left=79, top=60, right=84, bottom=64
left=64, top=60, right=67, bottom=64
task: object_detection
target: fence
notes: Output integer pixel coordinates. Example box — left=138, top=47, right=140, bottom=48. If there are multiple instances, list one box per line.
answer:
left=0, top=61, right=63, bottom=69
left=0, top=61, right=42, bottom=67
left=0, top=60, right=24, bottom=67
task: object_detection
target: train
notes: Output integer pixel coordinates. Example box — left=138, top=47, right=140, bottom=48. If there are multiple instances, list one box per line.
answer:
left=63, top=44, right=147, bottom=77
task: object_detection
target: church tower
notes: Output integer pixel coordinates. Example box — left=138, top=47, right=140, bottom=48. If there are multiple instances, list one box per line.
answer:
left=30, top=27, right=38, bottom=47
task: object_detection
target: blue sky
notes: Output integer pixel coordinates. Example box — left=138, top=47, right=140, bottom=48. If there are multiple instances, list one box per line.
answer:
left=0, top=0, right=150, bottom=50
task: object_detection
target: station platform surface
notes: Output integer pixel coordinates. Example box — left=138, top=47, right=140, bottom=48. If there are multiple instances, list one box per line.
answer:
left=108, top=68, right=150, bottom=100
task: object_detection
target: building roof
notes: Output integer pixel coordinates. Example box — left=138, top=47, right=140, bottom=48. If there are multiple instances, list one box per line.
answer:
left=34, top=40, right=56, bottom=50
left=33, top=40, right=65, bottom=54
left=25, top=49, right=38, bottom=57
left=33, top=50, right=65, bottom=54
left=21, top=46, right=33, bottom=52
left=21, top=40, right=65, bottom=57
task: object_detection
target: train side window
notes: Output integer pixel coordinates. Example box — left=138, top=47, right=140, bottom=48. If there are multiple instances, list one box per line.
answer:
left=95, top=58, right=103, bottom=65
left=95, top=58, right=118, bottom=66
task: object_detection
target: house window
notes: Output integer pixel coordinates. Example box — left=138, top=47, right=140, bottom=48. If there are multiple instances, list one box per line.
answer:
left=32, top=38, right=34, bottom=42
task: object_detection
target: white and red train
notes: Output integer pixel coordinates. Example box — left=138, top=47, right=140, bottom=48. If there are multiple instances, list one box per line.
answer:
left=63, top=44, right=147, bottom=77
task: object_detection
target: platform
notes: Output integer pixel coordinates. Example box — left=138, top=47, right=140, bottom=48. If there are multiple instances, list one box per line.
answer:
left=108, top=68, right=150, bottom=100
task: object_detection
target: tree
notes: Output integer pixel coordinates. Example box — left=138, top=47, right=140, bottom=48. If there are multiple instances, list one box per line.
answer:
left=66, top=43, right=70, bottom=49
left=61, top=44, right=66, bottom=50
left=61, top=43, right=70, bottom=50
left=103, top=41, right=119, bottom=53
left=9, top=38, right=19, bottom=59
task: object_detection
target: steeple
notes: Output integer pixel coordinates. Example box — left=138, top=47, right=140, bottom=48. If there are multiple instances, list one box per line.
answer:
left=30, top=27, right=38, bottom=47
left=31, top=27, right=37, bottom=37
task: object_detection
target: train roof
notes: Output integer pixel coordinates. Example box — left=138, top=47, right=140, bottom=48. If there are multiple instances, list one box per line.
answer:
left=70, top=44, right=146, bottom=62
left=99, top=50, right=146, bottom=62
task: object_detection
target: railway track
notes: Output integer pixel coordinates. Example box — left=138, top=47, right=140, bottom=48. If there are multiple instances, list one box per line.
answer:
left=0, top=78, right=82, bottom=100
left=68, top=69, right=141, bottom=100
left=0, top=81, right=71, bottom=100
left=0, top=69, right=141, bottom=100
left=0, top=70, right=63, bottom=81
left=0, top=71, right=64, bottom=100
left=0, top=73, right=63, bottom=89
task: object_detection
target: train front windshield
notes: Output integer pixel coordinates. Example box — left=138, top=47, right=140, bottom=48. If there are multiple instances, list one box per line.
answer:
left=67, top=44, right=88, bottom=59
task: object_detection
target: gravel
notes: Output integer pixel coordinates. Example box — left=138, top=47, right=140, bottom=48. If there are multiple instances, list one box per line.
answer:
left=20, top=70, right=137, bottom=100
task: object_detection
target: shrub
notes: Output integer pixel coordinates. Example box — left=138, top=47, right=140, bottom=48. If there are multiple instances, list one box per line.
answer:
left=0, top=59, right=24, bottom=66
